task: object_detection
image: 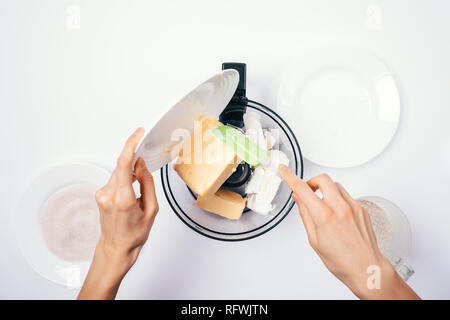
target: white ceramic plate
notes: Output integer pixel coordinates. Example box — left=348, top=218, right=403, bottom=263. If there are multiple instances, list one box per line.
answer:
left=133, top=69, right=239, bottom=173
left=15, top=163, right=111, bottom=287
left=278, top=46, right=400, bottom=168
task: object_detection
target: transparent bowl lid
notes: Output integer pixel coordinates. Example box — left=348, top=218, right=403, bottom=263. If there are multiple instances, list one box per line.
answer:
left=161, top=100, right=303, bottom=241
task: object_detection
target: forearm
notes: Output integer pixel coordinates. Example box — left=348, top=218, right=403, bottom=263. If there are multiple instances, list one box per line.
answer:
left=77, top=245, right=133, bottom=300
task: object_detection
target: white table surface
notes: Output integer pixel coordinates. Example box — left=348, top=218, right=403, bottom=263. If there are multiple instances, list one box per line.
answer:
left=1, top=0, right=449, bottom=299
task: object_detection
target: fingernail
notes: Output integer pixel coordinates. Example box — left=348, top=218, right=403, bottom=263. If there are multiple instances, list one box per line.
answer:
left=137, top=157, right=146, bottom=168
left=134, top=127, right=144, bottom=135
left=278, top=164, right=288, bottom=173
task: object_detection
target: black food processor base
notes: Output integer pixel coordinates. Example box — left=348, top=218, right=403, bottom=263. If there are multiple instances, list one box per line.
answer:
left=219, top=63, right=253, bottom=191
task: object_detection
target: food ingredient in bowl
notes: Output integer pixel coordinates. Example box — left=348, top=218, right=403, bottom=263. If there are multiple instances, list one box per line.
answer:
left=242, top=111, right=290, bottom=215
left=195, top=189, right=247, bottom=220
left=261, top=149, right=290, bottom=175
left=40, top=183, right=101, bottom=262
left=264, top=129, right=279, bottom=150
left=210, top=125, right=270, bottom=166
left=245, top=167, right=281, bottom=198
left=244, top=111, right=266, bottom=149
left=268, top=149, right=289, bottom=168
left=174, top=117, right=239, bottom=198
left=245, top=167, right=284, bottom=215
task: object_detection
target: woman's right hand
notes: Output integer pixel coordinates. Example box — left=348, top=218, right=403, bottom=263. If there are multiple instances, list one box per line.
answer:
left=278, top=165, right=419, bottom=300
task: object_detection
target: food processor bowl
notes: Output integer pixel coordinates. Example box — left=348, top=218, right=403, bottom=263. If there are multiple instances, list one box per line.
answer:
left=161, top=98, right=303, bottom=241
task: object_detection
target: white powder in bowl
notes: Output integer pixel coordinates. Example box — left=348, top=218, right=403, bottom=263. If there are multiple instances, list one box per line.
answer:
left=357, top=199, right=392, bottom=253
left=40, top=183, right=101, bottom=262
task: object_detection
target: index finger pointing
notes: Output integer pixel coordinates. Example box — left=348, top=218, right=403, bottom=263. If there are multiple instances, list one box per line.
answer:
left=278, top=164, right=324, bottom=211
left=114, top=127, right=145, bottom=184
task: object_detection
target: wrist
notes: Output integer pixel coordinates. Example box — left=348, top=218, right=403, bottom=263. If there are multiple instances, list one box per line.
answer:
left=349, top=257, right=418, bottom=300
left=352, top=258, right=398, bottom=299
left=93, top=240, right=136, bottom=281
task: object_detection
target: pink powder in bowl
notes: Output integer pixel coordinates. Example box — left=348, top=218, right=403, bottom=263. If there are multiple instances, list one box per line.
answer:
left=40, top=183, right=101, bottom=262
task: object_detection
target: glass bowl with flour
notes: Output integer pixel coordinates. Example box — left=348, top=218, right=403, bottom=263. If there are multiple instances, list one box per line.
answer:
left=40, top=183, right=101, bottom=262
left=15, top=163, right=110, bottom=287
left=357, top=196, right=414, bottom=281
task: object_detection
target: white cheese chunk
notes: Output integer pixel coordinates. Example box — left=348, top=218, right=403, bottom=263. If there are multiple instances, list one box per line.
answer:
left=247, top=193, right=273, bottom=215
left=243, top=111, right=290, bottom=215
left=269, top=149, right=289, bottom=168
left=245, top=167, right=281, bottom=197
left=264, top=129, right=279, bottom=150
left=243, top=112, right=266, bottom=149
left=245, top=167, right=283, bottom=215
left=260, top=149, right=290, bottom=175
left=245, top=167, right=265, bottom=194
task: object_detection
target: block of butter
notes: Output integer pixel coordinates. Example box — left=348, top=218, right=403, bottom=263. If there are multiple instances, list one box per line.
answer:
left=174, top=117, right=239, bottom=198
left=195, top=189, right=247, bottom=220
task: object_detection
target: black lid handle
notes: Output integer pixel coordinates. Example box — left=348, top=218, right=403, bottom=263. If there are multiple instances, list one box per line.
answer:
left=222, top=62, right=246, bottom=97
left=219, top=62, right=247, bottom=128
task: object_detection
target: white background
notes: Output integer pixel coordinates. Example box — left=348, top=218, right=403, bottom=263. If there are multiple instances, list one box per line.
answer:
left=1, top=0, right=449, bottom=299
